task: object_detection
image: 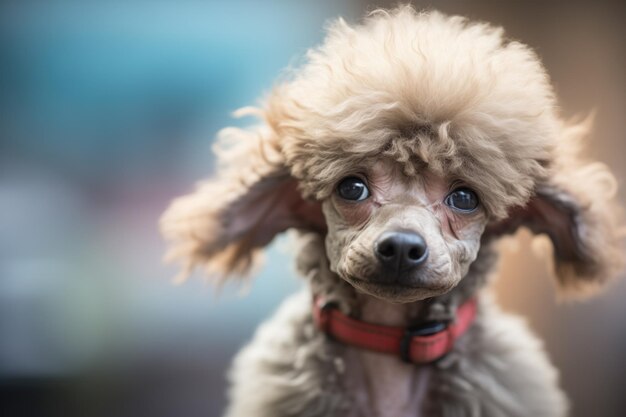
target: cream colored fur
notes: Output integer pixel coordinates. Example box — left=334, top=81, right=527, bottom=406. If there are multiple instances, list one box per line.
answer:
left=160, top=6, right=624, bottom=417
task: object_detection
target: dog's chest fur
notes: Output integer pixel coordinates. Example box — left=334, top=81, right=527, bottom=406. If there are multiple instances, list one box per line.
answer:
left=224, top=291, right=569, bottom=417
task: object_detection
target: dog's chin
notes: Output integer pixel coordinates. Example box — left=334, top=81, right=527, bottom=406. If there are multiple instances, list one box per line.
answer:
left=343, top=276, right=454, bottom=304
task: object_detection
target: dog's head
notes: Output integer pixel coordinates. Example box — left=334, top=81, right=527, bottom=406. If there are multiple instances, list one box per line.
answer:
left=320, top=158, right=487, bottom=303
left=161, top=7, right=623, bottom=302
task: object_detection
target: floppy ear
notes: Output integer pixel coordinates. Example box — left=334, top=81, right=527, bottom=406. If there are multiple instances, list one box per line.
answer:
left=487, top=125, right=624, bottom=296
left=160, top=110, right=325, bottom=283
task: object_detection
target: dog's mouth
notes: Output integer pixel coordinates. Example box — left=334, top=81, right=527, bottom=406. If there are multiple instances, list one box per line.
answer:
left=344, top=275, right=453, bottom=302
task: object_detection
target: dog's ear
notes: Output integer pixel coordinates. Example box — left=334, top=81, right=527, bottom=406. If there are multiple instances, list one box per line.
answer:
left=487, top=127, right=624, bottom=296
left=160, top=111, right=325, bottom=283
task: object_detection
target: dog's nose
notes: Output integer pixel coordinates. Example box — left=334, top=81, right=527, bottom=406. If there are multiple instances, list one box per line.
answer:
left=375, top=231, right=428, bottom=272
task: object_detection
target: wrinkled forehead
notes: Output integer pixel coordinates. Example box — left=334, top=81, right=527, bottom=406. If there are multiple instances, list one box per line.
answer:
left=287, top=130, right=550, bottom=219
left=352, top=157, right=447, bottom=193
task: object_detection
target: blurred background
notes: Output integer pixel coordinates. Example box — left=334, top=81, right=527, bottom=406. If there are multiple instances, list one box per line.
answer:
left=1, top=1, right=624, bottom=416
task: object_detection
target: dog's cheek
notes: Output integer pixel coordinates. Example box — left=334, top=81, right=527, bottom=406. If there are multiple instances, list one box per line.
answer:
left=456, top=216, right=487, bottom=265
left=447, top=231, right=484, bottom=283
left=456, top=240, right=479, bottom=272
left=429, top=222, right=483, bottom=287
left=453, top=213, right=487, bottom=241
left=343, top=244, right=380, bottom=280
left=323, top=200, right=372, bottom=275
left=330, top=196, right=374, bottom=228
left=324, top=223, right=357, bottom=275
left=322, top=202, right=347, bottom=270
left=421, top=234, right=456, bottom=288
left=326, top=227, right=379, bottom=281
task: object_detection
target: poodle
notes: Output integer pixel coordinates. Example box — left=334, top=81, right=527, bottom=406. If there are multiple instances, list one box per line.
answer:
left=161, top=6, right=624, bottom=417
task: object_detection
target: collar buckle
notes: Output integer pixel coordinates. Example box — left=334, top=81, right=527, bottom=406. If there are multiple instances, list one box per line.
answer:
left=399, top=321, right=448, bottom=363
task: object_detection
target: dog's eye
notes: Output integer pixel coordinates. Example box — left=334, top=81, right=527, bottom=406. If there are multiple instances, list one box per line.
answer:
left=337, top=177, right=370, bottom=201
left=445, top=188, right=479, bottom=212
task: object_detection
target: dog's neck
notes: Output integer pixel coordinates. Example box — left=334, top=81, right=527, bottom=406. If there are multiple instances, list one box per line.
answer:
left=340, top=292, right=432, bottom=417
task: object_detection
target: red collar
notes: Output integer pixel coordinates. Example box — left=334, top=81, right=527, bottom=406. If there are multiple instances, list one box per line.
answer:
left=312, top=296, right=477, bottom=364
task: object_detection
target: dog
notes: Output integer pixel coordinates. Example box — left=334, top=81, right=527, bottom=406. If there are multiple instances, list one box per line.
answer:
left=161, top=6, right=624, bottom=417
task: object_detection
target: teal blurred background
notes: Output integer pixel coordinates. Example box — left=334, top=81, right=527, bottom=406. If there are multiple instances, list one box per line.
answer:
left=1, top=1, right=624, bottom=417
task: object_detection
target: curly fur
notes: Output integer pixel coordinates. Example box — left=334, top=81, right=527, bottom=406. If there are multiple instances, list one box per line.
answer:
left=161, top=6, right=624, bottom=417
